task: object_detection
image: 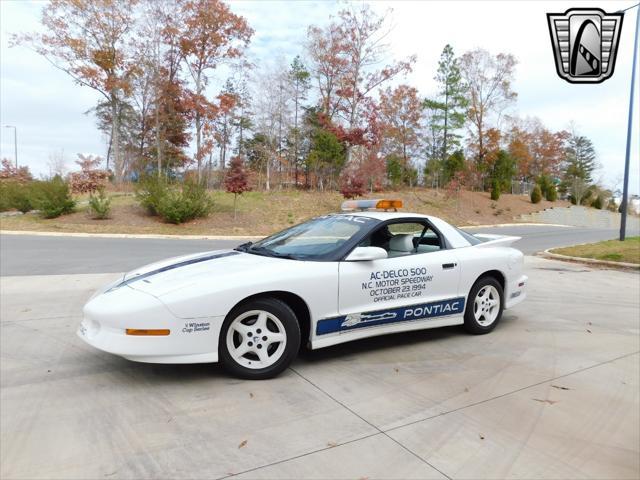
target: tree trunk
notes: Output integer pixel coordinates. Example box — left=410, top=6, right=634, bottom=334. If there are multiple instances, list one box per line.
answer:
left=233, top=193, right=237, bottom=220
left=265, top=155, right=271, bottom=191
left=195, top=72, right=203, bottom=182
left=155, top=92, right=162, bottom=177
left=111, top=93, right=121, bottom=183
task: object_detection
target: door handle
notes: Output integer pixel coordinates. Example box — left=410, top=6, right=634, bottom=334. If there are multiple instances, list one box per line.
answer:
left=442, top=263, right=457, bottom=270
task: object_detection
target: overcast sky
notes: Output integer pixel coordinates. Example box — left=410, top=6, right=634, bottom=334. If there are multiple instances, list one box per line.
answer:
left=1, top=0, right=638, bottom=194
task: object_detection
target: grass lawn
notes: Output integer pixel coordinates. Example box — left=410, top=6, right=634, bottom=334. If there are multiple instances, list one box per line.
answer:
left=0, top=188, right=569, bottom=237
left=551, top=237, right=640, bottom=264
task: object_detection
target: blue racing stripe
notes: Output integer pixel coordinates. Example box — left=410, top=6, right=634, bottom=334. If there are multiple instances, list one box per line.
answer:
left=316, top=297, right=465, bottom=335
left=110, top=251, right=240, bottom=290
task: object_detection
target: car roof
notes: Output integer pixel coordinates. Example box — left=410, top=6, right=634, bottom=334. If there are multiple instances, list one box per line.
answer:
left=335, top=211, right=433, bottom=221
left=334, top=211, right=471, bottom=249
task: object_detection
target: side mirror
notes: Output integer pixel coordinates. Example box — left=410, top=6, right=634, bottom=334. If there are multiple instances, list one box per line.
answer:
left=345, top=246, right=388, bottom=261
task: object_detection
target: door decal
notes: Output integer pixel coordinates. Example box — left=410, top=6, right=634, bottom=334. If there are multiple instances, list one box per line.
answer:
left=316, top=297, right=465, bottom=335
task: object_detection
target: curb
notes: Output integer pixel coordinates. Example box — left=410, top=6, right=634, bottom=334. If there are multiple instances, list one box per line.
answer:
left=541, top=248, right=640, bottom=270
left=461, top=222, right=573, bottom=229
left=0, top=230, right=260, bottom=241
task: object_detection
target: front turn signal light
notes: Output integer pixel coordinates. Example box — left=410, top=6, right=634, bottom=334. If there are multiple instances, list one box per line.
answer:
left=126, top=329, right=170, bottom=336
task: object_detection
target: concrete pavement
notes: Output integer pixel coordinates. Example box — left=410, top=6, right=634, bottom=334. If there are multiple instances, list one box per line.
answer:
left=2, top=224, right=635, bottom=275
left=1, top=256, right=638, bottom=479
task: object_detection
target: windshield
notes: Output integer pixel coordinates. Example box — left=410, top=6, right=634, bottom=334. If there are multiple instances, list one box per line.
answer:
left=238, top=215, right=378, bottom=260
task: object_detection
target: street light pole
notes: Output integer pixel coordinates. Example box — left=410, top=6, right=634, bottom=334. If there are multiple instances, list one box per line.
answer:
left=3, top=125, right=17, bottom=169
left=620, top=5, right=639, bottom=241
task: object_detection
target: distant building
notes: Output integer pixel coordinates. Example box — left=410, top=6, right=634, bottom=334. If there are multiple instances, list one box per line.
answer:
left=613, top=194, right=640, bottom=214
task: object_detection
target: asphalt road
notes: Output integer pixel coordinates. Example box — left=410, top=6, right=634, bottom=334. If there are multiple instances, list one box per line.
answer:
left=0, top=224, right=635, bottom=276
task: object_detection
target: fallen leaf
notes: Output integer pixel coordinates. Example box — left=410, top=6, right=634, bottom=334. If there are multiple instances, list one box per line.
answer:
left=533, top=398, right=558, bottom=405
left=238, top=440, right=247, bottom=449
left=586, top=329, right=592, bottom=333
left=551, top=385, right=570, bottom=391
left=327, top=441, right=338, bottom=448
left=394, top=368, right=399, bottom=373
left=479, top=434, right=485, bottom=440
left=464, top=387, right=469, bottom=393
left=249, top=392, right=254, bottom=399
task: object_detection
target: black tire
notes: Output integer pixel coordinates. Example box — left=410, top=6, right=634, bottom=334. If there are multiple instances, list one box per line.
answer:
left=219, top=297, right=300, bottom=380
left=464, top=276, right=504, bottom=335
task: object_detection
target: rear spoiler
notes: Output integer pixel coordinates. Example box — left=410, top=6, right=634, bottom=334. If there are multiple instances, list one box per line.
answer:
left=472, top=234, right=522, bottom=248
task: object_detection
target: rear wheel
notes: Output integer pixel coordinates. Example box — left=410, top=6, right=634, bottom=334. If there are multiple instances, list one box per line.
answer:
left=219, top=298, right=300, bottom=379
left=464, top=277, right=503, bottom=334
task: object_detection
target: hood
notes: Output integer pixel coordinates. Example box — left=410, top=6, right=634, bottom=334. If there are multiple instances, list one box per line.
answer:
left=472, top=234, right=522, bottom=248
left=119, top=249, right=284, bottom=297
left=122, top=250, right=236, bottom=281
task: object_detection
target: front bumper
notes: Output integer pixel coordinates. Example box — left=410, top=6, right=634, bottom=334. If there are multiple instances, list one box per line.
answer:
left=78, top=285, right=224, bottom=364
left=505, top=274, right=527, bottom=309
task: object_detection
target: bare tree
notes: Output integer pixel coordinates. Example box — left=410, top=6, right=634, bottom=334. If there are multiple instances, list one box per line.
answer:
left=459, top=49, right=517, bottom=172
left=47, top=149, right=68, bottom=179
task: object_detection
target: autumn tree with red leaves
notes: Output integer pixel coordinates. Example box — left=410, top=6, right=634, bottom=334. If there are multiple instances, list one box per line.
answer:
left=68, top=154, right=110, bottom=194
left=14, top=0, right=140, bottom=182
left=379, top=85, right=423, bottom=185
left=307, top=5, right=415, bottom=162
left=0, top=159, right=32, bottom=183
left=340, top=171, right=365, bottom=199
left=179, top=0, right=252, bottom=180
left=224, top=156, right=251, bottom=219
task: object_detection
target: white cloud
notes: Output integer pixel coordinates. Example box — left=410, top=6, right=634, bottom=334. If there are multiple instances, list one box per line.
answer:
left=1, top=0, right=638, bottom=192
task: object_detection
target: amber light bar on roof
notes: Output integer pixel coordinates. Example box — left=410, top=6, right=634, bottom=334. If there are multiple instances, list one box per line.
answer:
left=341, top=199, right=403, bottom=211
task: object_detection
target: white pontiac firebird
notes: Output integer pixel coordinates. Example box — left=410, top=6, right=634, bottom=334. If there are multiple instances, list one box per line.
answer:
left=78, top=199, right=528, bottom=379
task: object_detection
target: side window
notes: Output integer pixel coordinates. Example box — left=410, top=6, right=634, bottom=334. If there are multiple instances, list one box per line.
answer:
left=359, top=221, right=443, bottom=257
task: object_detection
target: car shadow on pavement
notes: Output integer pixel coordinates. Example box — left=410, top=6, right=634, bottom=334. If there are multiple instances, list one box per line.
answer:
left=298, top=324, right=465, bottom=363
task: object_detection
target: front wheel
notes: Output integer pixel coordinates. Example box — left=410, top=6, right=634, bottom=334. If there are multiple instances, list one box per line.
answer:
left=219, top=298, right=300, bottom=379
left=464, top=277, right=504, bottom=334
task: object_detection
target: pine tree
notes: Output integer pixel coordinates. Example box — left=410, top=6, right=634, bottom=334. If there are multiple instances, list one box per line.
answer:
left=288, top=56, right=311, bottom=185
left=426, top=45, right=468, bottom=163
left=564, top=133, right=597, bottom=183
left=562, top=132, right=597, bottom=204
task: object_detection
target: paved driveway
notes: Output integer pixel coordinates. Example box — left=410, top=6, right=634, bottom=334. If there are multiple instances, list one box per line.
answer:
left=1, top=256, right=638, bottom=479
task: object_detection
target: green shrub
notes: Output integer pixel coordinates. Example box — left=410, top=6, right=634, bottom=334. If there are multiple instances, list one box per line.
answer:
left=0, top=184, right=8, bottom=212
left=592, top=194, right=604, bottom=210
left=30, top=176, right=75, bottom=218
left=135, top=175, right=169, bottom=215
left=531, top=185, right=542, bottom=204
left=537, top=175, right=552, bottom=198
left=490, top=180, right=501, bottom=201
left=0, top=181, right=33, bottom=213
left=545, top=184, right=558, bottom=202
left=156, top=181, right=213, bottom=224
left=88, top=187, right=111, bottom=219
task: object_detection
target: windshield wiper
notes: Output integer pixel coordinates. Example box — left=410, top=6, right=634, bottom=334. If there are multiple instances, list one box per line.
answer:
left=248, top=245, right=298, bottom=260
left=234, top=241, right=253, bottom=252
